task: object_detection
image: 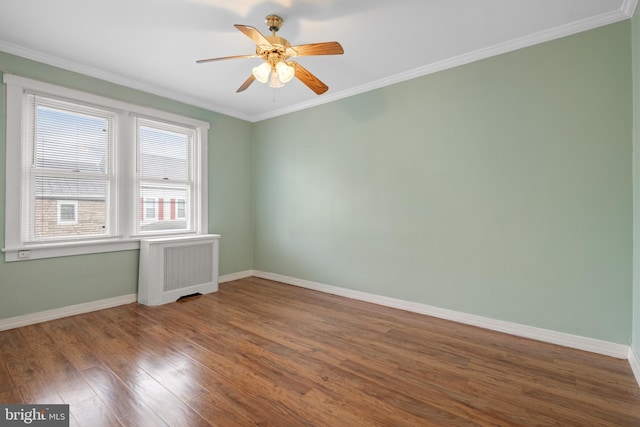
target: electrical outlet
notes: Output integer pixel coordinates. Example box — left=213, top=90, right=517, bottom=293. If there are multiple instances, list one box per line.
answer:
left=17, top=250, right=30, bottom=259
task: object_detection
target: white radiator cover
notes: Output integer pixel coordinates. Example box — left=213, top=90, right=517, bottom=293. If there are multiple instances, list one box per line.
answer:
left=138, top=234, right=220, bottom=306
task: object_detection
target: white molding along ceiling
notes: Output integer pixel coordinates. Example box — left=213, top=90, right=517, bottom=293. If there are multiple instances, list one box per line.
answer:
left=0, top=0, right=637, bottom=122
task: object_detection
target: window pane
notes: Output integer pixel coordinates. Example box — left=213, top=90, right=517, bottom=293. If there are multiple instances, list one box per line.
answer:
left=34, top=176, right=108, bottom=239
left=25, top=95, right=115, bottom=243
left=137, top=118, right=194, bottom=234
left=139, top=125, right=189, bottom=181
left=36, top=105, right=109, bottom=173
left=139, top=185, right=189, bottom=232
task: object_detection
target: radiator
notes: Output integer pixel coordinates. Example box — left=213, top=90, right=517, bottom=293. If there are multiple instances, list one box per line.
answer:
left=138, top=234, right=221, bottom=306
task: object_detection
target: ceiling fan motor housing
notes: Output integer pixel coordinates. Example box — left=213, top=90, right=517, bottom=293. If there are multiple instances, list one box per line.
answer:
left=256, top=35, right=293, bottom=66
left=265, top=15, right=283, bottom=33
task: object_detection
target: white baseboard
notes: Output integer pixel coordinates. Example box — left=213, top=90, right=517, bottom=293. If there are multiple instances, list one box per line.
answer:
left=219, top=270, right=255, bottom=283
left=629, top=349, right=640, bottom=388
left=253, top=270, right=630, bottom=360
left=1, top=270, right=633, bottom=369
left=0, top=293, right=137, bottom=332
left=0, top=270, right=253, bottom=332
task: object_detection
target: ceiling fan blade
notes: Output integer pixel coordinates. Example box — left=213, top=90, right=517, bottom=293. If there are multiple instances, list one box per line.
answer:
left=234, top=24, right=272, bottom=47
left=196, top=54, right=257, bottom=64
left=291, top=62, right=328, bottom=95
left=289, top=41, right=344, bottom=57
left=236, top=74, right=256, bottom=93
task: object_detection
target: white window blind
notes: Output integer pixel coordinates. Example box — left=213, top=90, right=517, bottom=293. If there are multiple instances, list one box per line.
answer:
left=137, top=118, right=194, bottom=234
left=25, top=94, right=115, bottom=242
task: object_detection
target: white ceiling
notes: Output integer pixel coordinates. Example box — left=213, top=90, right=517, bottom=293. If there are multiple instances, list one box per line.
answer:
left=0, top=0, right=636, bottom=122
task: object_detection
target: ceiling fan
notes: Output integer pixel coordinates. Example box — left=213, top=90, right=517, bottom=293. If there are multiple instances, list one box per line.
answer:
left=196, top=15, right=344, bottom=95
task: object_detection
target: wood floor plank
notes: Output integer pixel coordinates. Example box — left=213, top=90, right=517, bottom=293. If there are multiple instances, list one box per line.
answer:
left=187, top=391, right=266, bottom=427
left=97, top=308, right=209, bottom=403
left=180, top=323, right=442, bottom=426
left=522, top=383, right=640, bottom=425
left=464, top=377, right=596, bottom=427
left=18, top=323, right=98, bottom=405
left=81, top=364, right=167, bottom=427
left=254, top=328, right=477, bottom=423
left=39, top=318, right=102, bottom=371
left=0, top=333, right=23, bottom=403
left=125, top=373, right=210, bottom=427
left=0, top=328, right=64, bottom=404
left=1, top=277, right=639, bottom=425
left=70, top=395, right=122, bottom=427
left=176, top=339, right=320, bottom=424
left=70, top=313, right=148, bottom=383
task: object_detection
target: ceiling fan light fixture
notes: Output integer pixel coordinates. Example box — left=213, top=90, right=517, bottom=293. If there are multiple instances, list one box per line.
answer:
left=252, top=62, right=271, bottom=83
left=197, top=15, right=343, bottom=95
left=269, top=71, right=285, bottom=88
left=276, top=61, right=295, bottom=83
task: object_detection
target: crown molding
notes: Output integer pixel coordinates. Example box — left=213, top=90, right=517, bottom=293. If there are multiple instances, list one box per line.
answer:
left=252, top=3, right=636, bottom=122
left=622, top=0, right=638, bottom=16
left=1, top=1, right=636, bottom=124
left=0, top=40, right=252, bottom=122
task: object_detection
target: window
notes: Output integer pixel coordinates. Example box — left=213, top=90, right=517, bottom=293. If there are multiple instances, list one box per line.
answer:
left=57, top=200, right=78, bottom=225
left=29, top=95, right=114, bottom=240
left=143, top=198, right=157, bottom=220
left=3, top=74, right=209, bottom=261
left=137, top=119, right=194, bottom=233
left=176, top=199, right=186, bottom=219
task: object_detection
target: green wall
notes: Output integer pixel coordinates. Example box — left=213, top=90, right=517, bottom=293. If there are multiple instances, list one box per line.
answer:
left=253, top=22, right=633, bottom=344
left=1, top=20, right=636, bottom=347
left=0, top=52, right=254, bottom=319
left=632, top=11, right=640, bottom=357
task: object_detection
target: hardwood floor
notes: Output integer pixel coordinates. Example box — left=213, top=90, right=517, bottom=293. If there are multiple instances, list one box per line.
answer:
left=1, top=277, right=640, bottom=426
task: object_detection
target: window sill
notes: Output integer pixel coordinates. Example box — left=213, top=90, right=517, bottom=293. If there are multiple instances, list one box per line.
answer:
left=2, top=238, right=141, bottom=262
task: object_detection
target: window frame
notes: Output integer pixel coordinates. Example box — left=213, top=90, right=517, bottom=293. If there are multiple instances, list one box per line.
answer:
left=2, top=74, right=210, bottom=262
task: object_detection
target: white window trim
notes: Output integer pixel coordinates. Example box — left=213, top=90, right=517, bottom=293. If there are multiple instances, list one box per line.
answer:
left=2, top=74, right=210, bottom=261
